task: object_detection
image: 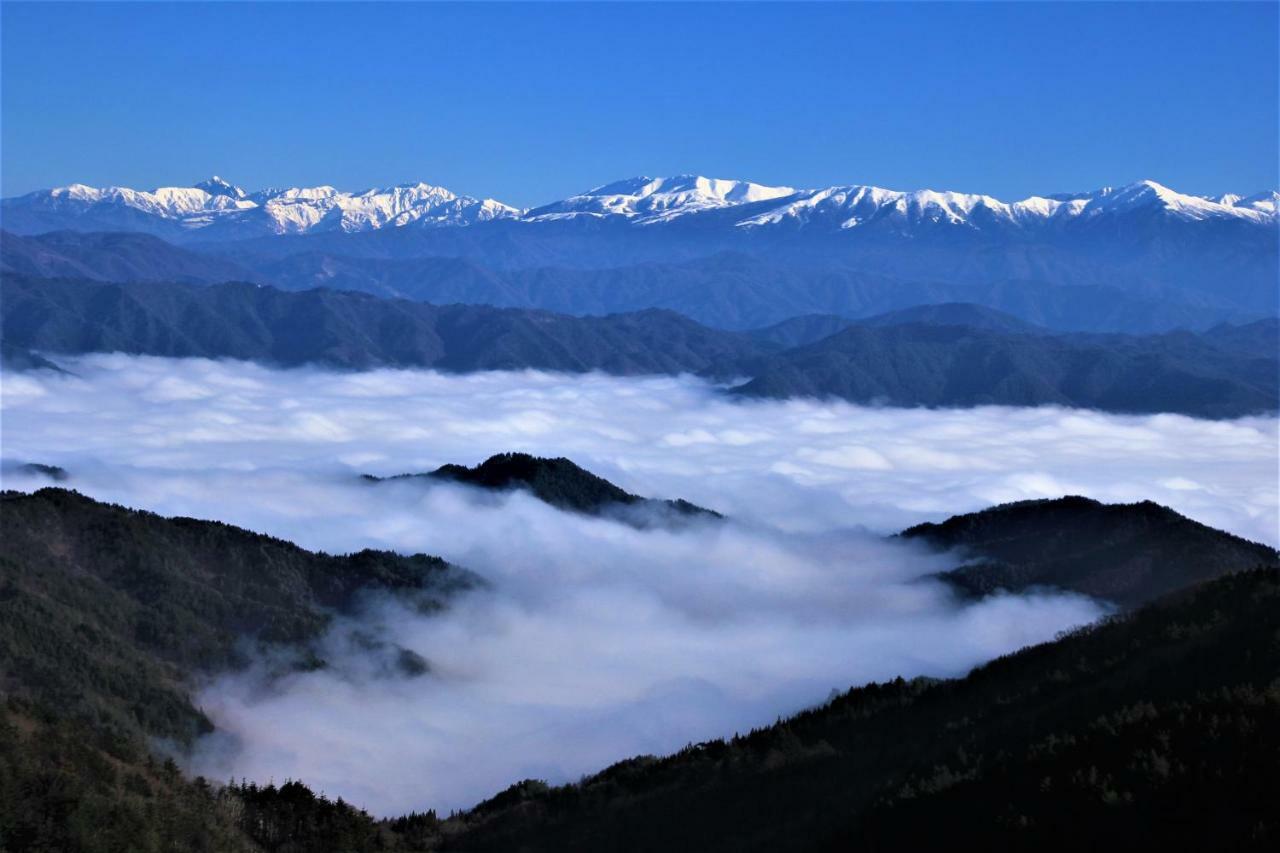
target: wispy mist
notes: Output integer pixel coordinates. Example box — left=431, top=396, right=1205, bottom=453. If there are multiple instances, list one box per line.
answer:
left=1, top=355, right=1275, bottom=814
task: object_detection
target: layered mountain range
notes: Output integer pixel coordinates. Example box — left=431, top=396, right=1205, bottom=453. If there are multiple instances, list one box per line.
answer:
left=4, top=174, right=1277, bottom=330
left=4, top=275, right=1276, bottom=418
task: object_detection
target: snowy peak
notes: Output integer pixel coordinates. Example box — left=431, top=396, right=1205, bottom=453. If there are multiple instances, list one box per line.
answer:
left=526, top=174, right=797, bottom=223
left=193, top=176, right=247, bottom=199
left=2, top=175, right=1274, bottom=239
left=734, top=178, right=1277, bottom=230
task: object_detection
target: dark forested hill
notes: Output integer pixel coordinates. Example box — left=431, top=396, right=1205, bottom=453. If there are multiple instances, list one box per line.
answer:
left=0, top=275, right=772, bottom=375
left=900, top=496, right=1279, bottom=608
left=2, top=487, right=1275, bottom=851
left=366, top=452, right=720, bottom=522
left=439, top=569, right=1280, bottom=852
left=0, top=488, right=468, bottom=852
left=732, top=322, right=1279, bottom=418
left=4, top=275, right=1277, bottom=418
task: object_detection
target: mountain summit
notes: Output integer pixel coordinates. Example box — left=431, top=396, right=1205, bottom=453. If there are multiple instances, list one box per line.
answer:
left=3, top=175, right=1274, bottom=240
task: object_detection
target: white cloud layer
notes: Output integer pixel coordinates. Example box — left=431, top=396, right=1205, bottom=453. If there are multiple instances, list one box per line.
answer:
left=1, top=354, right=1276, bottom=814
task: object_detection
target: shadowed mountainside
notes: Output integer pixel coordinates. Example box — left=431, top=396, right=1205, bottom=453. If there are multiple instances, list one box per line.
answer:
left=365, top=452, right=720, bottom=521
left=0, top=488, right=469, bottom=852
left=1, top=230, right=258, bottom=285
left=4, top=275, right=1276, bottom=418
left=900, top=495, right=1278, bottom=608
left=731, top=321, right=1279, bottom=418
left=6, top=228, right=1265, bottom=333
left=1, top=486, right=1275, bottom=850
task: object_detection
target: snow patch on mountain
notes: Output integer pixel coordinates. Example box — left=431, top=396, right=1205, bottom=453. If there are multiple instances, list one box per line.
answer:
left=525, top=175, right=798, bottom=224
left=4, top=177, right=522, bottom=235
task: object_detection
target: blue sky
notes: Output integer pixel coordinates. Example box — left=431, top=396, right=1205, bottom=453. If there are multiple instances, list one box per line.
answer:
left=2, top=2, right=1276, bottom=206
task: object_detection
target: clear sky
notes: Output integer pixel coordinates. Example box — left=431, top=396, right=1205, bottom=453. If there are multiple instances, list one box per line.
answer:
left=2, top=2, right=1276, bottom=206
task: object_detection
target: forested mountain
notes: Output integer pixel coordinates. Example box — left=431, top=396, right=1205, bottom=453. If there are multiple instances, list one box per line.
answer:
left=731, top=322, right=1279, bottom=418
left=4, top=230, right=1263, bottom=333
left=901, top=496, right=1279, bottom=607
left=0, top=229, right=258, bottom=285
left=438, top=569, right=1280, bottom=852
left=366, top=453, right=720, bottom=521
left=0, top=275, right=771, bottom=375
left=0, top=488, right=469, bottom=852
left=5, top=276, right=1276, bottom=418
left=2, top=487, right=1275, bottom=850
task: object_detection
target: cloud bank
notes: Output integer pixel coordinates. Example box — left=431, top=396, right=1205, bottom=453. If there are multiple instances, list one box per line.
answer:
left=1, top=355, right=1276, bottom=814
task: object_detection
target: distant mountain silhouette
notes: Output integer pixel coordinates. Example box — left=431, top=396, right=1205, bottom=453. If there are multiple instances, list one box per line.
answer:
left=732, top=322, right=1278, bottom=418
left=0, top=275, right=770, bottom=375
left=1, top=229, right=256, bottom=284
left=900, top=495, right=1278, bottom=608
left=5, top=229, right=1266, bottom=333
left=366, top=452, right=720, bottom=522
left=4, top=275, right=1276, bottom=417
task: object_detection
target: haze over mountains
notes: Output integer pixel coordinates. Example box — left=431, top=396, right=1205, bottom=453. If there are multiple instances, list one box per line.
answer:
left=4, top=173, right=1277, bottom=331
left=5, top=275, right=1276, bottom=418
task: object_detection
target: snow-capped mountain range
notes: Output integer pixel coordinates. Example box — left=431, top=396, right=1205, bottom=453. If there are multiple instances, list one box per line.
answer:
left=1, top=176, right=520, bottom=238
left=3, top=174, right=1275, bottom=239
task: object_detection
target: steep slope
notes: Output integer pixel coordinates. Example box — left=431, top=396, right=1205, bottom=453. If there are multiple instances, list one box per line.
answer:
left=732, top=323, right=1279, bottom=418
left=440, top=569, right=1280, bottom=852
left=366, top=453, right=720, bottom=521
left=899, top=496, right=1278, bottom=608
left=0, top=488, right=468, bottom=852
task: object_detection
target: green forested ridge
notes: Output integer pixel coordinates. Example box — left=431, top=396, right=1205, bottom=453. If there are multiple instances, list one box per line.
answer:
left=0, top=488, right=466, bottom=852
left=901, top=495, right=1279, bottom=608
left=368, top=452, right=721, bottom=521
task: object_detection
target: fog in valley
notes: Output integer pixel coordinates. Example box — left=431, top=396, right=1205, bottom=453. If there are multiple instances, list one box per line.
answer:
left=2, top=354, right=1275, bottom=813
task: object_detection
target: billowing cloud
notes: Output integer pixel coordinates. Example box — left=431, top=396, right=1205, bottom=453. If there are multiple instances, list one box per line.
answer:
left=0, top=354, right=1275, bottom=814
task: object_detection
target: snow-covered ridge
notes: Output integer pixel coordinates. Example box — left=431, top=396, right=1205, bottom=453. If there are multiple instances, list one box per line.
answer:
left=733, top=179, right=1277, bottom=230
left=5, top=177, right=523, bottom=235
left=525, top=175, right=798, bottom=223
left=2, top=176, right=1275, bottom=238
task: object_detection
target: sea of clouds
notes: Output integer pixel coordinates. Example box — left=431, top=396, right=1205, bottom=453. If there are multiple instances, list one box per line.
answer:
left=1, top=354, right=1276, bottom=814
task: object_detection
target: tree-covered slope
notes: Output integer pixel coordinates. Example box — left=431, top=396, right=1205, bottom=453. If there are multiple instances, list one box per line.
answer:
left=0, top=275, right=772, bottom=375
left=901, top=496, right=1279, bottom=608
left=440, top=569, right=1280, bottom=852
left=6, top=275, right=1278, bottom=417
left=0, top=488, right=467, bottom=852
left=732, top=322, right=1279, bottom=418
